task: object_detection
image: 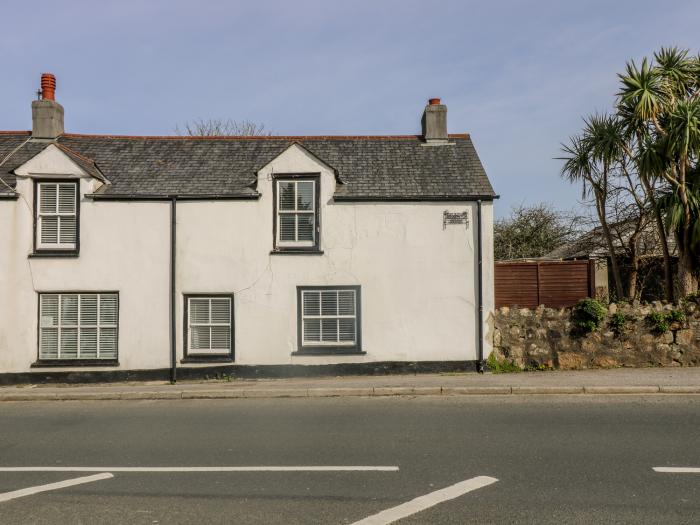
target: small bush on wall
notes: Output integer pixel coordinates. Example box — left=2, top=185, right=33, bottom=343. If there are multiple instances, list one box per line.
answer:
left=646, top=310, right=686, bottom=334
left=486, top=353, right=521, bottom=373
left=609, top=312, right=631, bottom=335
left=572, top=298, right=606, bottom=334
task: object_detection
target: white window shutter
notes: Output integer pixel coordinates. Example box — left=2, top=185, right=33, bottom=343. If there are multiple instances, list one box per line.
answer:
left=301, top=288, right=358, bottom=347
left=277, top=179, right=316, bottom=246
left=37, top=182, right=77, bottom=250
left=187, top=297, right=232, bottom=355
left=40, top=216, right=59, bottom=244
left=39, top=293, right=118, bottom=361
left=58, top=184, right=76, bottom=213
left=99, top=328, right=118, bottom=359
left=39, top=184, right=57, bottom=214
left=39, top=295, right=59, bottom=359
left=99, top=295, right=118, bottom=325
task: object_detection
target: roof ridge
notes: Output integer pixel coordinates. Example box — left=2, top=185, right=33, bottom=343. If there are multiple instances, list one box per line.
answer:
left=58, top=133, right=470, bottom=140
left=0, top=131, right=31, bottom=135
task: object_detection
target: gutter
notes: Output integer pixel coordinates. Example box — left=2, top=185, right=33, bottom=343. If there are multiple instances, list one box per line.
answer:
left=86, top=193, right=260, bottom=201
left=333, top=194, right=499, bottom=202
left=476, top=199, right=485, bottom=373
left=86, top=193, right=500, bottom=203
left=170, top=196, right=177, bottom=383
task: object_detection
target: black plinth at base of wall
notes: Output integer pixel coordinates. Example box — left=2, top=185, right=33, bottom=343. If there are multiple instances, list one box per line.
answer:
left=0, top=360, right=479, bottom=386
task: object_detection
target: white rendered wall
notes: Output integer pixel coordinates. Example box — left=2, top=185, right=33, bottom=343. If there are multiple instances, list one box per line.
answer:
left=0, top=144, right=494, bottom=372
left=0, top=176, right=170, bottom=373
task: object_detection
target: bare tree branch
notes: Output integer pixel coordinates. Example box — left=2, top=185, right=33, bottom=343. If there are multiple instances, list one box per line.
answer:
left=174, top=118, right=272, bottom=136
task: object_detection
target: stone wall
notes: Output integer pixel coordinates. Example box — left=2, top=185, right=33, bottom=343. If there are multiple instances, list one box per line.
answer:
left=491, top=301, right=700, bottom=370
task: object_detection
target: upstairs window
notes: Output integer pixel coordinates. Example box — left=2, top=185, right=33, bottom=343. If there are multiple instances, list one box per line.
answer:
left=38, top=293, right=118, bottom=361
left=274, top=176, right=320, bottom=251
left=296, top=286, right=362, bottom=354
left=35, top=181, right=78, bottom=252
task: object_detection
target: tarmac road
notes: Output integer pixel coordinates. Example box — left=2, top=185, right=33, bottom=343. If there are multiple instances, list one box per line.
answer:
left=0, top=395, right=699, bottom=524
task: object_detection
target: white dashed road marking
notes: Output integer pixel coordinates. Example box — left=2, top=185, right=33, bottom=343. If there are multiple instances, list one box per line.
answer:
left=0, top=466, right=399, bottom=473
left=0, top=473, right=113, bottom=503
left=653, top=467, right=700, bottom=473
left=350, top=475, right=498, bottom=525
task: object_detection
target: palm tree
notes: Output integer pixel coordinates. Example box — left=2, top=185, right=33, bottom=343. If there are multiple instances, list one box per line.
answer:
left=663, top=98, right=700, bottom=293
left=559, top=129, right=625, bottom=300
left=632, top=133, right=674, bottom=301
left=618, top=95, right=674, bottom=301
left=618, top=57, right=667, bottom=132
left=617, top=47, right=700, bottom=296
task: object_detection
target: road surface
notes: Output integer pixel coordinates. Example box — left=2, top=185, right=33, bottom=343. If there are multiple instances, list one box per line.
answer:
left=0, top=395, right=698, bottom=523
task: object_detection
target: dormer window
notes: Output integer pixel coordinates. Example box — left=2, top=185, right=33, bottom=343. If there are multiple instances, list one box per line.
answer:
left=35, top=181, right=78, bottom=253
left=273, top=175, right=320, bottom=252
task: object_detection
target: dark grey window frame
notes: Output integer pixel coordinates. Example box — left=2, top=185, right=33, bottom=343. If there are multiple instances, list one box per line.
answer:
left=32, top=291, right=119, bottom=368
left=182, top=293, right=235, bottom=363
left=31, top=179, right=80, bottom=258
left=294, top=285, right=364, bottom=355
left=272, top=174, right=321, bottom=254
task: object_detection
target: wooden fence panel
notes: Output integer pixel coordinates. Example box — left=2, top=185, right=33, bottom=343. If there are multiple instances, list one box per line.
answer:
left=495, top=260, right=593, bottom=309
left=494, top=263, right=539, bottom=309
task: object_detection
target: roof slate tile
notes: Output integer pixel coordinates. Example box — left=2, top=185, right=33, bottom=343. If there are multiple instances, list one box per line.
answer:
left=0, top=133, right=495, bottom=199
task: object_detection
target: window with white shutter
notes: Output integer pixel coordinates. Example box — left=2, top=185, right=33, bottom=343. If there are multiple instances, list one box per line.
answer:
left=296, top=286, right=362, bottom=353
left=274, top=176, right=319, bottom=251
left=185, top=295, right=233, bottom=357
left=38, top=293, right=118, bottom=361
left=36, top=182, right=78, bottom=251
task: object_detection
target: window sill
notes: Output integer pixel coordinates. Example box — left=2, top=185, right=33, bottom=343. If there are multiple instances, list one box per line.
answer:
left=29, top=251, right=79, bottom=259
left=270, top=250, right=324, bottom=256
left=181, top=356, right=234, bottom=364
left=31, top=359, right=119, bottom=368
left=292, top=349, right=365, bottom=356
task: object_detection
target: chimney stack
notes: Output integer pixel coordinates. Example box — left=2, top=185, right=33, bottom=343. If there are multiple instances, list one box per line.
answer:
left=32, top=73, right=64, bottom=139
left=421, top=98, right=448, bottom=143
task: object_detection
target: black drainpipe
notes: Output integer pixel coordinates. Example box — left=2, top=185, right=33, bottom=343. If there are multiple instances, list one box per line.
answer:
left=170, top=196, right=177, bottom=384
left=476, top=199, right=485, bottom=373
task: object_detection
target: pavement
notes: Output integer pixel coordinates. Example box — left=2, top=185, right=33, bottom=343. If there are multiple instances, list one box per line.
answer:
left=1, top=367, right=700, bottom=401
left=1, top=395, right=700, bottom=523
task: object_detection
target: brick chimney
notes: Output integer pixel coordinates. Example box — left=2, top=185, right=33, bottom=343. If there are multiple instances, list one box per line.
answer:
left=421, top=98, right=448, bottom=143
left=32, top=73, right=64, bottom=139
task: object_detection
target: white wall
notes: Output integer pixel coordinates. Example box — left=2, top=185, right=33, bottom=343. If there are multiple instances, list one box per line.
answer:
left=0, top=176, right=170, bottom=372
left=0, top=144, right=494, bottom=373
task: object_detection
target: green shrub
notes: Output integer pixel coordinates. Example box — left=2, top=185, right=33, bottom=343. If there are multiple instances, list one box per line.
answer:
left=609, top=312, right=630, bottom=335
left=572, top=298, right=606, bottom=334
left=646, top=309, right=685, bottom=334
left=668, top=309, right=686, bottom=323
left=646, top=312, right=669, bottom=333
left=486, top=353, right=521, bottom=373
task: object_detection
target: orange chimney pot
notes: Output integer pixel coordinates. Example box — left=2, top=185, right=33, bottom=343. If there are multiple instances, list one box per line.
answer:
left=41, top=73, right=56, bottom=101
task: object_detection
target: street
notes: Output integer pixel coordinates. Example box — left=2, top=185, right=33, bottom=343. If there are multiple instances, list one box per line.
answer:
left=0, top=395, right=699, bottom=524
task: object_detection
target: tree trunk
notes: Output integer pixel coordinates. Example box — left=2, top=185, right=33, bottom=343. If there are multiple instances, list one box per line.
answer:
left=677, top=248, right=697, bottom=297
left=594, top=189, right=625, bottom=300
left=626, top=259, right=638, bottom=301
left=626, top=231, right=641, bottom=301
left=677, top=161, right=697, bottom=297
left=639, top=173, right=674, bottom=302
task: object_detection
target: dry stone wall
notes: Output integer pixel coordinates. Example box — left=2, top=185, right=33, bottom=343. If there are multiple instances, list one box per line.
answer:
left=492, top=301, right=700, bottom=370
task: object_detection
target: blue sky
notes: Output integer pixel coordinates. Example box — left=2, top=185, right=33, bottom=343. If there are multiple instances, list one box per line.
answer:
left=2, top=0, right=699, bottom=216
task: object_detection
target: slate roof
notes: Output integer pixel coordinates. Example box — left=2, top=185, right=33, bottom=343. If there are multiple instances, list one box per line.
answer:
left=54, top=143, right=108, bottom=183
left=0, top=132, right=495, bottom=200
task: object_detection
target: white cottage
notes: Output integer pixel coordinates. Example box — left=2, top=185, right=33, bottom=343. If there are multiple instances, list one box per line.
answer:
left=0, top=74, right=496, bottom=382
